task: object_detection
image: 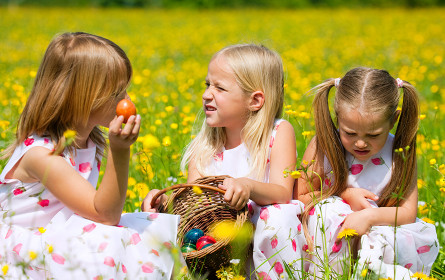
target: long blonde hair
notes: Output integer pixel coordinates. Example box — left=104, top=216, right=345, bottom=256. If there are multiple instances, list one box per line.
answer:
left=302, top=67, right=419, bottom=249
left=3, top=32, right=132, bottom=159
left=181, top=44, right=284, bottom=181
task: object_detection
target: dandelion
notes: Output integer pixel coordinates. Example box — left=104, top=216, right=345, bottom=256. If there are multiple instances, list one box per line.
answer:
left=429, top=159, right=436, bottom=165
left=192, top=186, right=202, bottom=195
left=419, top=114, right=426, bottom=120
left=29, top=250, right=37, bottom=260
left=1, top=265, right=8, bottom=275
left=47, top=244, right=53, bottom=253
left=155, top=119, right=162, bottom=125
left=291, top=170, right=302, bottom=179
left=360, top=268, right=368, bottom=277
left=216, top=266, right=234, bottom=280
left=142, top=134, right=160, bottom=150
left=421, top=217, right=435, bottom=224
left=170, top=123, right=178, bottom=129
left=63, top=129, right=76, bottom=146
left=233, top=276, right=245, bottom=280
left=162, top=136, right=171, bottom=147
left=411, top=272, right=428, bottom=279
left=337, top=228, right=358, bottom=239
left=38, top=227, right=46, bottom=234
left=165, top=106, right=174, bottom=112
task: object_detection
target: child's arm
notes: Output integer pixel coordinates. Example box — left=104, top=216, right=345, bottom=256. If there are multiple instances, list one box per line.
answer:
left=295, top=137, right=322, bottom=204
left=340, top=187, right=379, bottom=211
left=17, top=115, right=140, bottom=225
left=218, top=121, right=297, bottom=209
left=336, top=180, right=418, bottom=241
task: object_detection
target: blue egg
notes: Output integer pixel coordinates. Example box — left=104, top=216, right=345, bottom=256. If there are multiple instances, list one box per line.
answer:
left=184, top=228, right=204, bottom=245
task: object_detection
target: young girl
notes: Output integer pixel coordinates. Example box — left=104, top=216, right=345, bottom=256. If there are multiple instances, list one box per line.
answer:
left=297, top=67, right=439, bottom=278
left=144, top=44, right=306, bottom=278
left=0, top=32, right=179, bottom=279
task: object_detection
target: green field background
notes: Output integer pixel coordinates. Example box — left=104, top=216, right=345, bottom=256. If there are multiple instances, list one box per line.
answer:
left=0, top=6, right=444, bottom=277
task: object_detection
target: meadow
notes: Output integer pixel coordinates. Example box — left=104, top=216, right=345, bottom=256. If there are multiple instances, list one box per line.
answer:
left=0, top=6, right=444, bottom=279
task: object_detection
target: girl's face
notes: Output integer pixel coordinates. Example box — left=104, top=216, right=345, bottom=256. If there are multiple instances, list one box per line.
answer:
left=202, top=55, right=250, bottom=132
left=338, top=108, right=396, bottom=161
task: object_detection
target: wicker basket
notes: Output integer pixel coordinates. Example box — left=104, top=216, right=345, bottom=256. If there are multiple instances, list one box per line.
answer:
left=151, top=175, right=252, bottom=275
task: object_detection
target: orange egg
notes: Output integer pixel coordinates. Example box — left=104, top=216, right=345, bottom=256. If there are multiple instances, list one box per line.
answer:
left=116, top=99, right=137, bottom=123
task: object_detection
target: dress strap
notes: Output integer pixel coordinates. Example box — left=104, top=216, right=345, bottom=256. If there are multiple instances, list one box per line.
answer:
left=266, top=119, right=285, bottom=164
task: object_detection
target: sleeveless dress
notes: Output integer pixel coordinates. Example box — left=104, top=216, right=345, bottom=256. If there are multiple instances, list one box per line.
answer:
left=0, top=134, right=180, bottom=279
left=307, top=134, right=439, bottom=279
left=205, top=119, right=307, bottom=280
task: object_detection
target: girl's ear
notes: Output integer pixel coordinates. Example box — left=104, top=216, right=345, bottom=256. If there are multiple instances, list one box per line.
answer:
left=249, top=91, right=265, bottom=112
left=390, top=109, right=401, bottom=128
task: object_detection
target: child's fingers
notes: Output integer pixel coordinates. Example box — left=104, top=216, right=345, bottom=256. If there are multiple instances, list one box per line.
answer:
left=363, top=189, right=379, bottom=201
left=131, top=115, right=141, bottom=135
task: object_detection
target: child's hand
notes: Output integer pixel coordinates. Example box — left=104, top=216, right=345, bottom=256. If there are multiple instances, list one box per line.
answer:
left=335, top=208, right=373, bottom=244
left=340, top=187, right=378, bottom=211
left=218, top=178, right=251, bottom=210
left=108, top=114, right=141, bottom=150
left=141, top=189, right=166, bottom=212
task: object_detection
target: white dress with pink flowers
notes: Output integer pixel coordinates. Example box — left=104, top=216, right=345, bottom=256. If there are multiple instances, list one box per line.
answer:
left=0, top=134, right=180, bottom=279
left=307, top=134, right=439, bottom=279
left=205, top=119, right=307, bottom=279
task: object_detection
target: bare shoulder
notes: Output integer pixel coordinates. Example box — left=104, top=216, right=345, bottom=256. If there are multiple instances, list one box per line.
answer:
left=274, top=120, right=296, bottom=141
left=21, top=146, right=69, bottom=181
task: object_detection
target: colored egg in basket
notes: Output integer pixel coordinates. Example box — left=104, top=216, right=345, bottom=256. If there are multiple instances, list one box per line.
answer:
left=183, top=228, right=204, bottom=245
left=181, top=243, right=197, bottom=253
left=196, top=235, right=216, bottom=250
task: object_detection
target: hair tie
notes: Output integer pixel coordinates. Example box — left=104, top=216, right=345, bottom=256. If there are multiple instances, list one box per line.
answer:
left=334, top=78, right=341, bottom=88
left=396, top=78, right=403, bottom=88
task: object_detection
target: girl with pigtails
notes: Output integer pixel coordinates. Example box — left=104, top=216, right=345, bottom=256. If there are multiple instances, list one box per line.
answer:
left=296, top=67, right=438, bottom=279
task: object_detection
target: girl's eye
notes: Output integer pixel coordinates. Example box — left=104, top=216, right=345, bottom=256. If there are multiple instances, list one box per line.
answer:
left=217, top=86, right=226, bottom=91
left=204, top=81, right=210, bottom=88
left=345, top=132, right=356, bottom=136
left=368, top=134, right=380, bottom=138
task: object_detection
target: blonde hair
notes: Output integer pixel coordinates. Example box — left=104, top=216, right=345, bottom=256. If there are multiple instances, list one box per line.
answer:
left=181, top=44, right=284, bottom=181
left=3, top=32, right=132, bottom=159
left=302, top=67, right=419, bottom=250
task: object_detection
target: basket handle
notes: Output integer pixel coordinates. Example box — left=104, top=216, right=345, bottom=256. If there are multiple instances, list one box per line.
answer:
left=150, top=183, right=225, bottom=209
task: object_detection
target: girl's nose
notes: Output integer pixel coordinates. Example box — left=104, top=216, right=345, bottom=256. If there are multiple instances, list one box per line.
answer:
left=355, top=139, right=368, bottom=149
left=202, top=88, right=213, bottom=100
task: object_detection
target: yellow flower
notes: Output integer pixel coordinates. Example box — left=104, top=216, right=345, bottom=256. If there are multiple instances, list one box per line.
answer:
left=411, top=272, right=428, bottom=279
left=126, top=189, right=136, bottom=199
left=419, top=114, right=426, bottom=120
left=192, top=186, right=202, bottom=195
left=38, top=227, right=46, bottom=234
left=29, top=250, right=37, bottom=260
left=162, top=136, right=171, bottom=147
left=63, top=129, right=76, bottom=139
left=135, top=183, right=149, bottom=198
left=418, top=204, right=429, bottom=215
left=142, top=134, right=160, bottom=150
left=361, top=268, right=368, bottom=277
left=337, top=228, right=358, bottom=239
left=211, top=220, right=237, bottom=240
left=0, top=120, right=10, bottom=130
left=429, top=159, right=436, bottom=165
left=2, top=264, right=8, bottom=275
left=155, top=119, right=162, bottom=125
left=47, top=244, right=53, bottom=253
left=233, top=276, right=245, bottom=280
left=291, top=170, right=302, bottom=179
left=128, top=177, right=137, bottom=186
left=165, top=106, right=174, bottom=112
left=170, top=123, right=178, bottom=129
left=421, top=217, right=435, bottom=224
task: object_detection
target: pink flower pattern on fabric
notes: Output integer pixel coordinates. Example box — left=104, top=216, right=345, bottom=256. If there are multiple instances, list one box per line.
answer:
left=141, top=262, right=154, bottom=273
left=371, top=157, right=385, bottom=165
left=259, top=207, right=269, bottom=223
left=79, top=162, right=92, bottom=173
left=350, top=164, right=363, bottom=175
left=52, top=253, right=65, bottom=265
left=24, top=138, right=34, bottom=146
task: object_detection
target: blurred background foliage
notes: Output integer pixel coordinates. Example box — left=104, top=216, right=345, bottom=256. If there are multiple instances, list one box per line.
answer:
left=1, top=0, right=444, bottom=8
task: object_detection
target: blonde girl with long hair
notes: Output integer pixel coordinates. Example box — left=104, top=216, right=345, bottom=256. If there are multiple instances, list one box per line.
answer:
left=144, top=44, right=306, bottom=278
left=0, top=32, right=179, bottom=279
left=297, top=67, right=438, bottom=278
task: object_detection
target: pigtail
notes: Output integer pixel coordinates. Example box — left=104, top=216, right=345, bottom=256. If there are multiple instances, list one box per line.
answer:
left=301, top=78, right=348, bottom=251
left=378, top=80, right=419, bottom=207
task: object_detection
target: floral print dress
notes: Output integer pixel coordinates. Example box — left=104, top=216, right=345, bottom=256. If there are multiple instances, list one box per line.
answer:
left=0, top=134, right=180, bottom=279
left=205, top=119, right=307, bottom=280
left=306, top=134, right=439, bottom=279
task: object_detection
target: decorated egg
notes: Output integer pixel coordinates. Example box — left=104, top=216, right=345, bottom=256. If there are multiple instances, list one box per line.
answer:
left=200, top=243, right=213, bottom=250
left=181, top=243, right=197, bottom=253
left=196, top=235, right=216, bottom=250
left=184, top=228, right=204, bottom=245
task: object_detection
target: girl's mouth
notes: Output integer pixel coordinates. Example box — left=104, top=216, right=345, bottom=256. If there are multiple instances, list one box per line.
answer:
left=205, top=105, right=216, bottom=111
left=354, top=150, right=370, bottom=156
